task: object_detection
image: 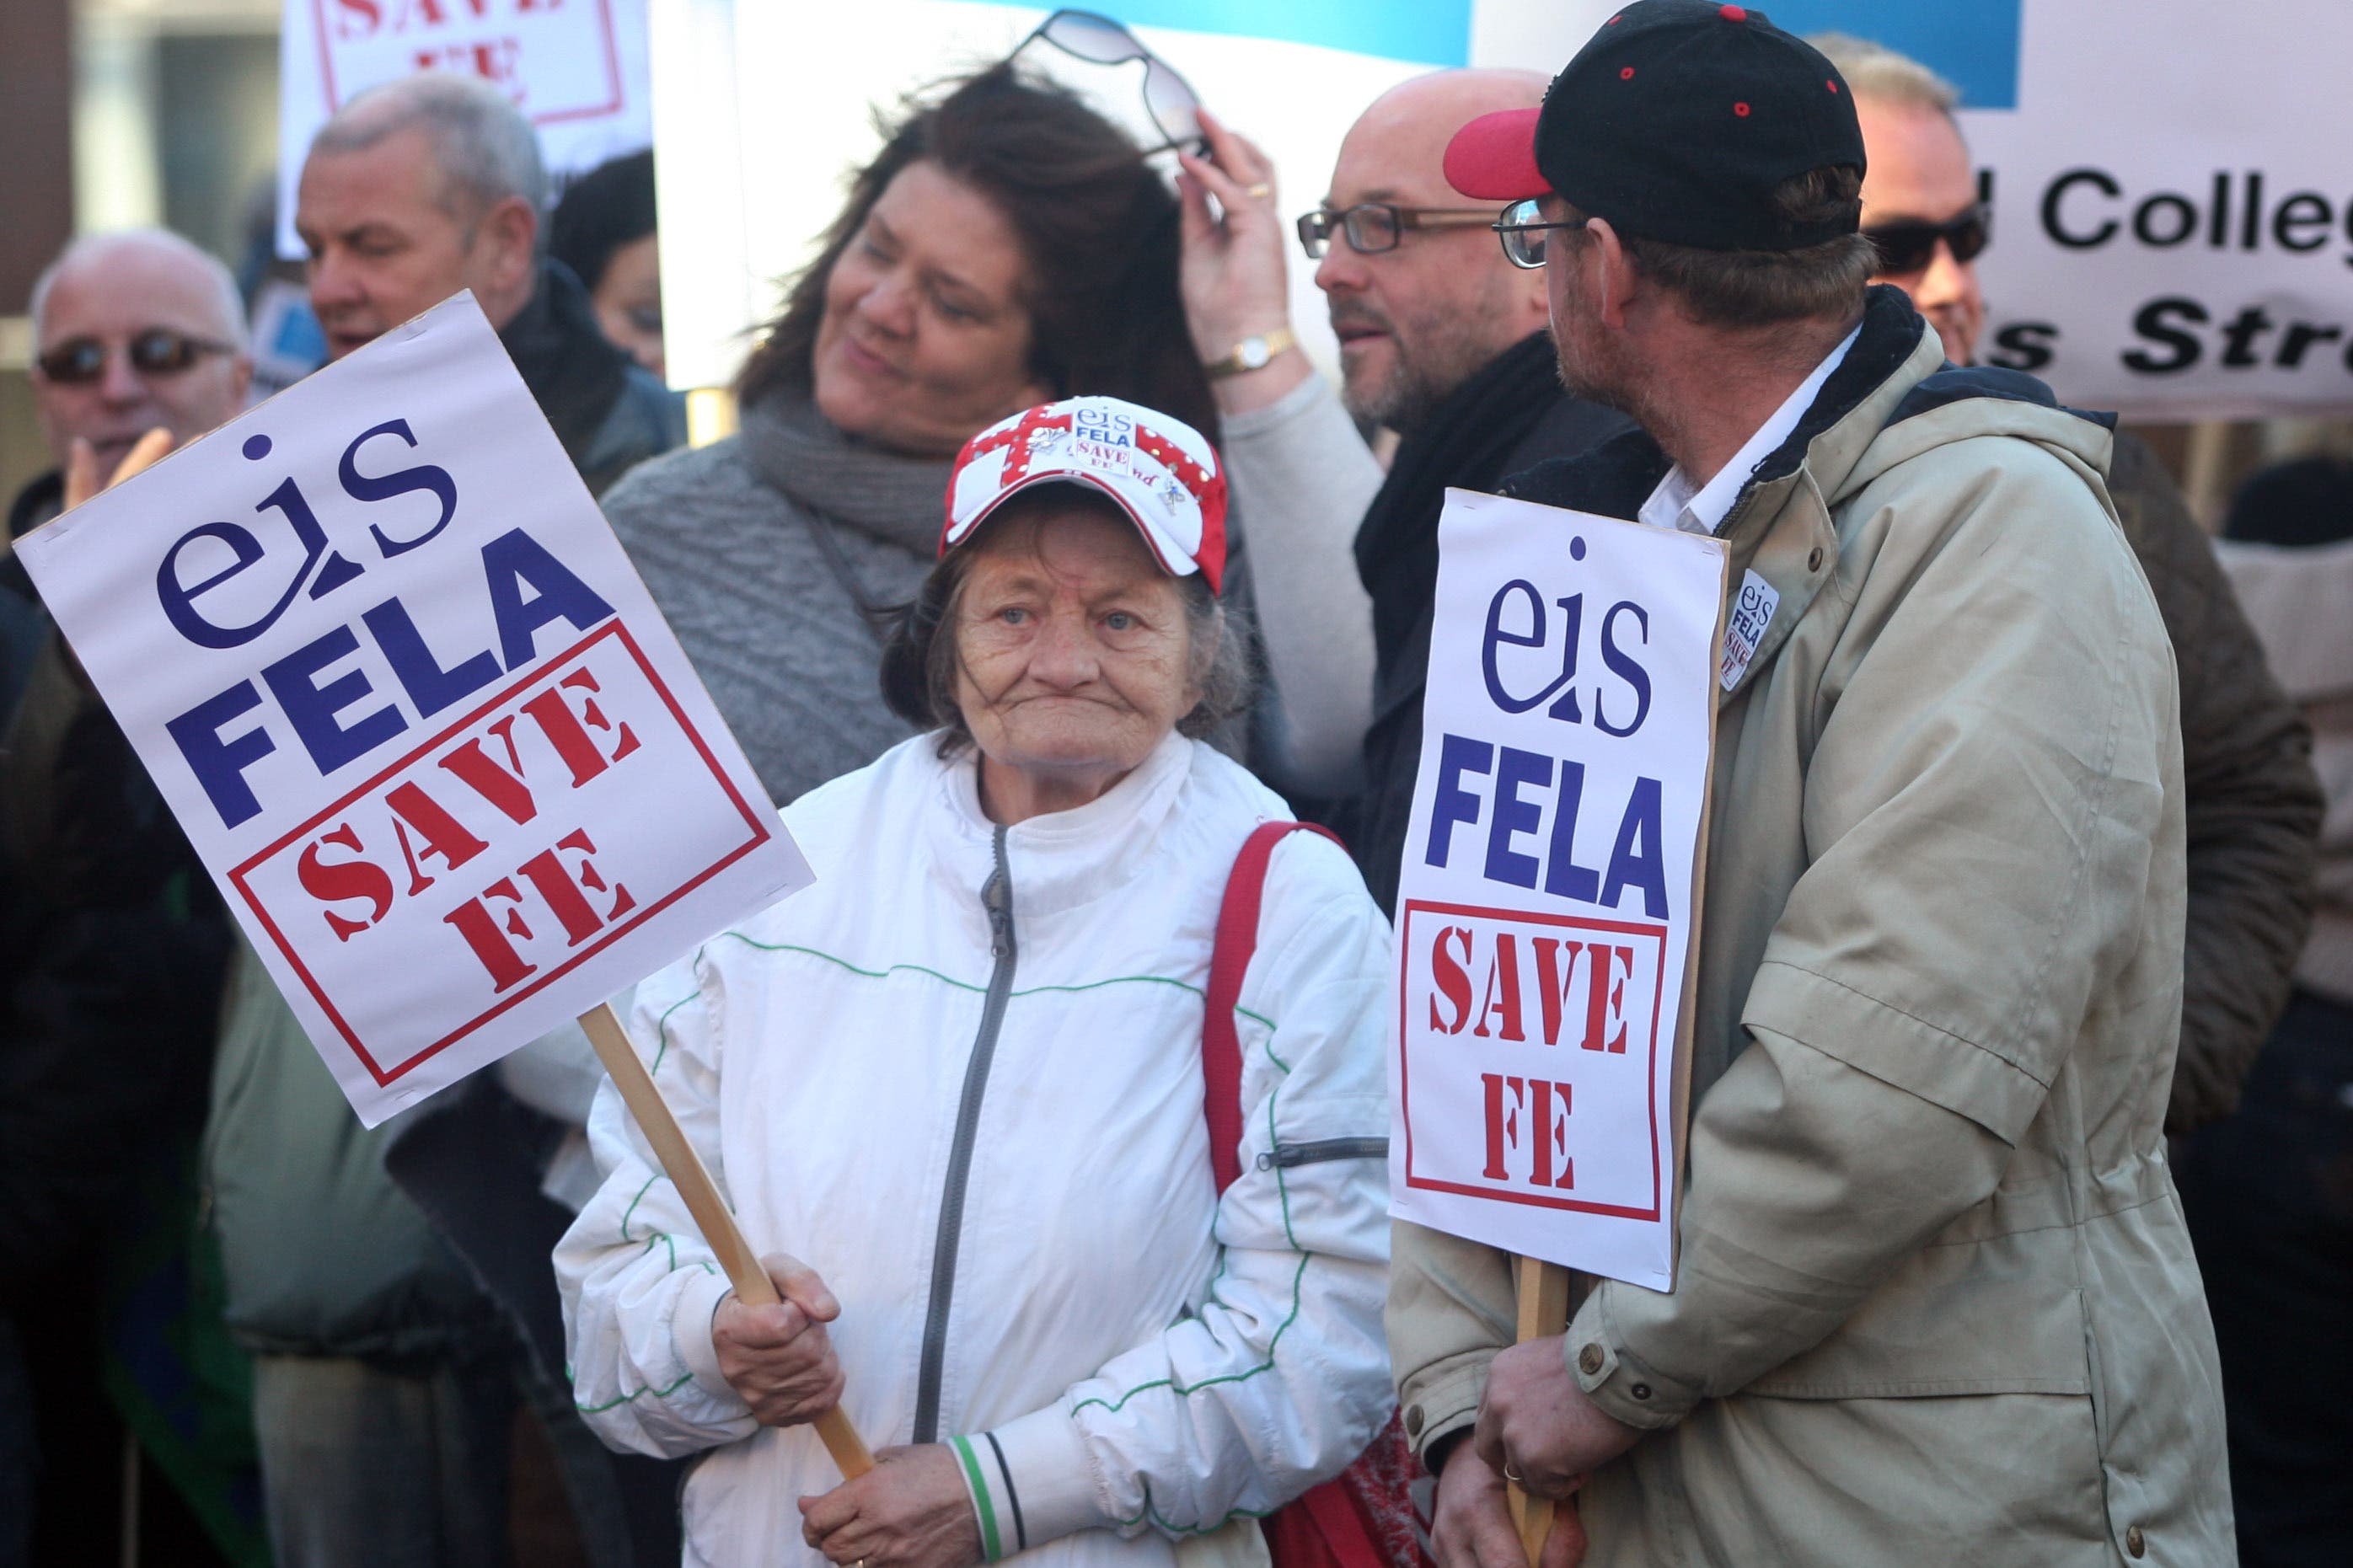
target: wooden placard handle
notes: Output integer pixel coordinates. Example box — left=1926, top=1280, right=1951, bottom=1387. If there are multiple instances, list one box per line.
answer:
left=579, top=1002, right=875, bottom=1480
left=1509, top=1255, right=1572, bottom=1565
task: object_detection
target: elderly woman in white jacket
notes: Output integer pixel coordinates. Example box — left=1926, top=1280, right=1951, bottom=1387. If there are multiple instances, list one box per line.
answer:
left=558, top=397, right=1396, bottom=1568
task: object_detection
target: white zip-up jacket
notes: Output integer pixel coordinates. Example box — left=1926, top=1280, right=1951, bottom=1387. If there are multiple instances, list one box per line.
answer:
left=558, top=730, right=1396, bottom=1567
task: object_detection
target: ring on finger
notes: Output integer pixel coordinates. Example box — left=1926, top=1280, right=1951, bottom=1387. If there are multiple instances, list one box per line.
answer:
left=1246, top=182, right=1272, bottom=200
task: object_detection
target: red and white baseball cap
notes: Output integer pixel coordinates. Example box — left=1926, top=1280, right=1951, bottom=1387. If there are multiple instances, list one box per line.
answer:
left=942, top=396, right=1229, bottom=593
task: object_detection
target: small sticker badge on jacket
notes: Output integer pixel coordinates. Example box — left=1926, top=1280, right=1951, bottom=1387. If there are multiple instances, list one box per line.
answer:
left=1720, top=570, right=1778, bottom=691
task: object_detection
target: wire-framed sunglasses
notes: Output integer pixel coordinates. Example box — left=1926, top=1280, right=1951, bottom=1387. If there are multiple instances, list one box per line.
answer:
left=1492, top=198, right=1587, bottom=270
left=1295, top=202, right=1499, bottom=260
left=36, top=327, right=236, bottom=385
left=1863, top=204, right=1991, bottom=276
left=1016, top=8, right=1204, bottom=157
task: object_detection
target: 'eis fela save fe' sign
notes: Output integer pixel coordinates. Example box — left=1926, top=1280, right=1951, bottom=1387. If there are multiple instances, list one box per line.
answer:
left=18, top=294, right=808, bottom=1126
left=1391, top=490, right=1723, bottom=1290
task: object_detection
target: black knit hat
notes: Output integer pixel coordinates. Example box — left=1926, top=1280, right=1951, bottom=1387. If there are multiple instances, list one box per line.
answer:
left=1445, top=0, right=1865, bottom=251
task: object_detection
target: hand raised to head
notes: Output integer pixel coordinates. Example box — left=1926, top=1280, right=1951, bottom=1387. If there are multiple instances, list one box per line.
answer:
left=1175, top=110, right=1307, bottom=409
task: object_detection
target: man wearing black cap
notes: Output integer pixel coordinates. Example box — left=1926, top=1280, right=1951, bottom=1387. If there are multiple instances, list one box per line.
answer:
left=1386, top=5, right=2231, bottom=1564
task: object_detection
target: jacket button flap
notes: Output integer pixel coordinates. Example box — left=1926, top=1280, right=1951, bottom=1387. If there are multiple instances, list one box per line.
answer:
left=1405, top=1404, right=1424, bottom=1437
left=1578, top=1342, right=1605, bottom=1377
left=2125, top=1525, right=2146, bottom=1559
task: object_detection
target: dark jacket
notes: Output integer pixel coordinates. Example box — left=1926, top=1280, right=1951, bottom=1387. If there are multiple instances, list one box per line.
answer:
left=505, top=257, right=687, bottom=497
left=1, top=473, right=230, bottom=1303
left=2104, top=431, right=2322, bottom=1133
left=1354, top=386, right=1632, bottom=912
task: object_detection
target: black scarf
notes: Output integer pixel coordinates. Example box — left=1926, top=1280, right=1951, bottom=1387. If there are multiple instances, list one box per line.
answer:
left=501, top=257, right=631, bottom=468
left=1351, top=331, right=1564, bottom=675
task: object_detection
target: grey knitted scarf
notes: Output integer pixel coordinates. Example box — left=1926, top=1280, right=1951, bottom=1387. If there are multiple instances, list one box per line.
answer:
left=737, top=391, right=956, bottom=560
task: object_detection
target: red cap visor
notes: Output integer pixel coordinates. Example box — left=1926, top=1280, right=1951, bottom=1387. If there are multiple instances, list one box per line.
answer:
left=1443, top=108, right=1550, bottom=202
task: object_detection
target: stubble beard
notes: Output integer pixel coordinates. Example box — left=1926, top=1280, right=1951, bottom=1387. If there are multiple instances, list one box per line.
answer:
left=1338, top=286, right=1530, bottom=439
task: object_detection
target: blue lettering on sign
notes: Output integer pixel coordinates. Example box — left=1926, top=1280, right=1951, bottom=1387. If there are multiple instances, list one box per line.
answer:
left=1479, top=568, right=1651, bottom=740
left=152, top=407, right=619, bottom=829
left=1423, top=731, right=1671, bottom=921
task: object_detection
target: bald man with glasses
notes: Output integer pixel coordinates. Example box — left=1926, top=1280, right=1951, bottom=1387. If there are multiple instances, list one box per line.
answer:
left=1177, top=74, right=1631, bottom=909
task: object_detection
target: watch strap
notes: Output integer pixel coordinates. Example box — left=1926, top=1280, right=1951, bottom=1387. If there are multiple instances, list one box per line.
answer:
left=1204, top=325, right=1296, bottom=380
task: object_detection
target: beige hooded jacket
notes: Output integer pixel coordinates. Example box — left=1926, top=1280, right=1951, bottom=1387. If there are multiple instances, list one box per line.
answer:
left=1387, top=288, right=2231, bottom=1566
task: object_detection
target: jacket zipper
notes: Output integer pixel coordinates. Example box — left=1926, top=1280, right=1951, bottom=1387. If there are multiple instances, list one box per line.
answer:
left=1256, top=1136, right=1388, bottom=1171
left=912, top=825, right=1017, bottom=1444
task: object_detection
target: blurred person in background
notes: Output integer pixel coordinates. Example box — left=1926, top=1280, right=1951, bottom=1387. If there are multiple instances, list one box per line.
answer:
left=1176, top=76, right=1631, bottom=903
left=601, top=60, right=1215, bottom=807
left=549, top=147, right=667, bottom=378
left=10, top=230, right=252, bottom=532
left=3, top=230, right=249, bottom=1565
left=1816, top=32, right=2324, bottom=1134
left=297, top=73, right=683, bottom=492
left=2176, top=453, right=2353, bottom=1567
left=206, top=72, right=689, bottom=1568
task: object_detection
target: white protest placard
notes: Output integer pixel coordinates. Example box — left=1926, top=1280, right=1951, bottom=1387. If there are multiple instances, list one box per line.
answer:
left=278, top=0, right=653, bottom=259
left=15, top=294, right=808, bottom=1127
left=1390, top=490, right=1723, bottom=1291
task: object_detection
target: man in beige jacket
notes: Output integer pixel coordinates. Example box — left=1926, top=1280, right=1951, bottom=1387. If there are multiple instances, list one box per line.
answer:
left=1391, top=5, right=2231, bottom=1565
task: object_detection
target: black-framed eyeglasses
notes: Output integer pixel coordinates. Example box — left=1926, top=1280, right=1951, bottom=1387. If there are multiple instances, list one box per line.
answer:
left=1492, top=197, right=1586, bottom=270
left=1016, top=8, right=1204, bottom=156
left=35, top=327, right=236, bottom=385
left=1863, top=204, right=1991, bottom=276
left=1295, top=203, right=1500, bottom=259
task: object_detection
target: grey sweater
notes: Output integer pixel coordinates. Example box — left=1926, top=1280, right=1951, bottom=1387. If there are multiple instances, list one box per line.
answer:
left=600, top=393, right=954, bottom=805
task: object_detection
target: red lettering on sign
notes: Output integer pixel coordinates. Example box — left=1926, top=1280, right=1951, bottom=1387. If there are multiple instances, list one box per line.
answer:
left=1471, top=934, right=1525, bottom=1041
left=297, top=822, right=395, bottom=940
left=1428, top=924, right=1473, bottom=1033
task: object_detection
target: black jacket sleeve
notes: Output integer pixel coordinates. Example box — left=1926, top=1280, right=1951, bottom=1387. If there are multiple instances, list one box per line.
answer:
left=2108, top=431, right=2324, bottom=1133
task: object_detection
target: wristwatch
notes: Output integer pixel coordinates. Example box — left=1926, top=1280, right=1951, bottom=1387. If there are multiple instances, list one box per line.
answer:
left=1204, top=326, right=1295, bottom=380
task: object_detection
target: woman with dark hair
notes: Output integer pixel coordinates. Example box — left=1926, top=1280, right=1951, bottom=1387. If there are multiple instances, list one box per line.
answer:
left=600, top=63, right=1217, bottom=809
left=560, top=399, right=1391, bottom=1568
left=549, top=147, right=667, bottom=377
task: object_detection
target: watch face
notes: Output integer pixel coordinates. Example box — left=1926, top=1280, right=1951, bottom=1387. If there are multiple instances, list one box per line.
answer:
left=1240, top=337, right=1270, bottom=369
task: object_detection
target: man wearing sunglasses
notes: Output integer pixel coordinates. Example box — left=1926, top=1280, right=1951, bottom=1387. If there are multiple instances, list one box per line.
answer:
left=2, top=227, right=248, bottom=1558
left=1177, top=73, right=1629, bottom=903
left=1820, top=31, right=2320, bottom=1145
left=12, top=229, right=252, bottom=540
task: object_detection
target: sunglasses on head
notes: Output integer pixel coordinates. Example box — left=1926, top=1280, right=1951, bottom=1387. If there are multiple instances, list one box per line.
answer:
left=1862, top=204, right=1991, bottom=276
left=1016, top=8, right=1204, bottom=156
left=37, top=328, right=236, bottom=386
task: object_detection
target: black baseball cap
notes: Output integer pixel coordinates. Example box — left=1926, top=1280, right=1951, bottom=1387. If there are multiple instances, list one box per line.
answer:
left=1445, top=0, right=1865, bottom=252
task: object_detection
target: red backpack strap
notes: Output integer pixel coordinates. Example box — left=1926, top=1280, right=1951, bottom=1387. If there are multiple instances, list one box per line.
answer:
left=1203, top=821, right=1346, bottom=1195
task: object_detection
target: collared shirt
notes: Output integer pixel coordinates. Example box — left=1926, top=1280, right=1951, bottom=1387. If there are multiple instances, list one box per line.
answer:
left=1637, top=323, right=1863, bottom=538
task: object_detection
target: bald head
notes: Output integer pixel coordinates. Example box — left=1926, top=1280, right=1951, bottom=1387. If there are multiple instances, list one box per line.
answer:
left=30, top=229, right=244, bottom=345
left=27, top=229, right=252, bottom=477
left=1344, top=68, right=1550, bottom=192
left=1314, top=68, right=1552, bottom=434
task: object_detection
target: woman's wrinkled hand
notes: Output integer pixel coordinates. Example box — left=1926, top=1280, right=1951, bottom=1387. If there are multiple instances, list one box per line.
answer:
left=710, top=1252, right=844, bottom=1427
left=800, top=1443, right=984, bottom=1568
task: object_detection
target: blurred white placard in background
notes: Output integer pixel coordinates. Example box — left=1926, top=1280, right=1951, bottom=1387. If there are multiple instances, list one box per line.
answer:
left=279, top=0, right=654, bottom=258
